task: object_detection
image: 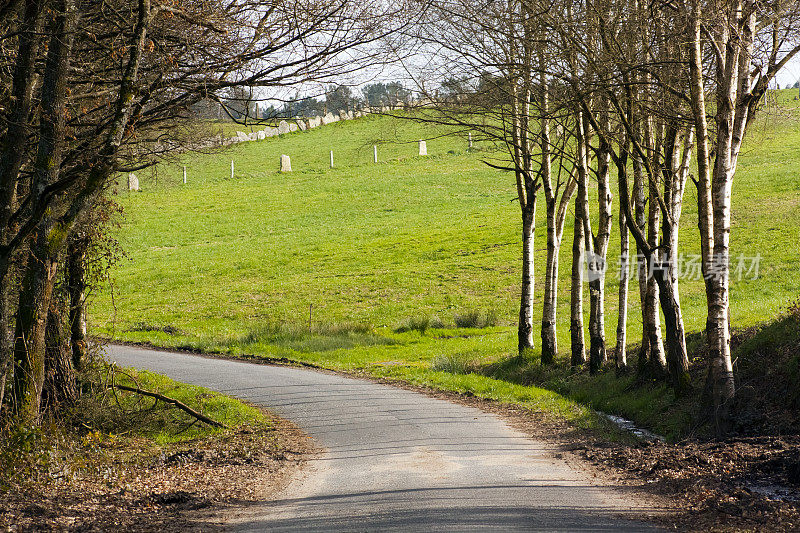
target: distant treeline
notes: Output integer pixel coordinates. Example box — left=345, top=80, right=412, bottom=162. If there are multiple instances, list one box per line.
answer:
left=193, top=82, right=416, bottom=120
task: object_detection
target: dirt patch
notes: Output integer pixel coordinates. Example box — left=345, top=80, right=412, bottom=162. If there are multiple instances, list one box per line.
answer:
left=0, top=414, right=316, bottom=532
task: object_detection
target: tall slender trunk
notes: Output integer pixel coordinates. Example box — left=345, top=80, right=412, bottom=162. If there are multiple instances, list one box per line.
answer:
left=689, top=0, right=725, bottom=426
left=570, top=201, right=586, bottom=366
left=632, top=155, right=651, bottom=373
left=644, top=178, right=666, bottom=375
left=518, top=204, right=536, bottom=354
left=538, top=57, right=557, bottom=364
left=0, top=2, right=45, bottom=417
left=510, top=34, right=536, bottom=355
left=588, top=124, right=612, bottom=374
left=634, top=140, right=666, bottom=378
left=0, top=262, right=10, bottom=415
left=542, top=173, right=578, bottom=363
left=615, top=197, right=629, bottom=371
left=655, top=128, right=692, bottom=392
left=0, top=0, right=44, bottom=232
left=12, top=225, right=62, bottom=423
left=541, top=199, right=559, bottom=363
left=67, top=236, right=88, bottom=371
left=571, top=112, right=590, bottom=366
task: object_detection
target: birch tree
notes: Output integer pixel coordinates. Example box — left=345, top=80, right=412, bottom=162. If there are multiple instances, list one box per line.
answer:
left=407, top=0, right=581, bottom=356
left=686, top=0, right=800, bottom=432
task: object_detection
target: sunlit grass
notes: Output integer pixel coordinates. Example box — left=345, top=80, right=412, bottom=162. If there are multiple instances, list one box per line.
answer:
left=92, top=91, right=800, bottom=439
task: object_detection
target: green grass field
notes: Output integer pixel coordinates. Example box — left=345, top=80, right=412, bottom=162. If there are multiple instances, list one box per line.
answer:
left=91, top=92, right=800, bottom=440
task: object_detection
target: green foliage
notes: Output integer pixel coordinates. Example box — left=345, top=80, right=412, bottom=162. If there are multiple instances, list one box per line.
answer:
left=0, top=425, right=53, bottom=489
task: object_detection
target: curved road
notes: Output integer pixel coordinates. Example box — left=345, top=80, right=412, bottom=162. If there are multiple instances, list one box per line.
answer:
left=107, top=344, right=662, bottom=532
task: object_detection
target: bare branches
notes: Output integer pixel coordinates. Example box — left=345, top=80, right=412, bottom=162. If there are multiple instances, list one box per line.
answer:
left=111, top=383, right=227, bottom=428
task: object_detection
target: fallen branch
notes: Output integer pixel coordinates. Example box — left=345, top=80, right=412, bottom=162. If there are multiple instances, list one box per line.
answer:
left=112, top=383, right=227, bottom=428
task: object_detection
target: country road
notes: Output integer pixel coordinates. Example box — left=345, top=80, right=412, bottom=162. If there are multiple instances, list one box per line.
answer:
left=107, top=344, right=664, bottom=532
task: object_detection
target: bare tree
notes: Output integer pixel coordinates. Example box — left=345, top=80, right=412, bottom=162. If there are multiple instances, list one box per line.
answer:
left=405, top=0, right=584, bottom=357
left=0, top=0, right=409, bottom=424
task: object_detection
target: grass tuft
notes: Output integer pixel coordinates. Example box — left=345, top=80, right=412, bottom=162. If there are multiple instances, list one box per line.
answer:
left=431, top=352, right=480, bottom=374
left=129, top=321, right=182, bottom=335
left=396, top=314, right=445, bottom=333
left=453, top=309, right=498, bottom=329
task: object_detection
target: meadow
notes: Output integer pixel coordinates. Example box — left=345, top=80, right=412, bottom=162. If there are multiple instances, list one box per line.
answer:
left=91, top=93, right=800, bottom=440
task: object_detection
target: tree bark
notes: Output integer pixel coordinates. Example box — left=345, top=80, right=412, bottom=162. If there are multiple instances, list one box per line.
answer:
left=67, top=235, right=89, bottom=371
left=518, top=204, right=536, bottom=354
left=588, top=124, right=612, bottom=374
left=615, top=195, right=629, bottom=371
left=570, top=201, right=586, bottom=367
left=571, top=113, right=590, bottom=366
left=43, top=297, right=77, bottom=410
left=12, top=227, right=62, bottom=424
left=11, top=0, right=77, bottom=425
left=541, top=198, right=559, bottom=363
left=542, top=172, right=577, bottom=364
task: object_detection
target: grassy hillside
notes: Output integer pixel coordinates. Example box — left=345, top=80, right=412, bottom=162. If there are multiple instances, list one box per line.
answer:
left=91, top=93, right=800, bottom=439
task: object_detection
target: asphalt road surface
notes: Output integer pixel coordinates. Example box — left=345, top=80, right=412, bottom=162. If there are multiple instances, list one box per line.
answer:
left=107, top=344, right=664, bottom=532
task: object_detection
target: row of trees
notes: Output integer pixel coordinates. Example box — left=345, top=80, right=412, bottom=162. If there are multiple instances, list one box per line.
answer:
left=409, top=0, right=800, bottom=433
left=0, top=0, right=407, bottom=426
left=220, top=81, right=415, bottom=121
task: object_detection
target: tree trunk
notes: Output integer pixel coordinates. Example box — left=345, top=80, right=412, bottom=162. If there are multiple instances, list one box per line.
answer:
left=541, top=199, right=559, bottom=364
left=11, top=0, right=77, bottom=424
left=707, top=168, right=736, bottom=432
left=0, top=262, right=10, bottom=415
left=518, top=204, right=536, bottom=354
left=572, top=112, right=592, bottom=367
left=67, top=235, right=88, bottom=371
left=655, top=128, right=692, bottom=392
left=637, top=160, right=666, bottom=377
left=12, top=225, right=62, bottom=424
left=645, top=178, right=666, bottom=375
left=588, top=131, right=612, bottom=374
left=689, top=2, right=730, bottom=432
left=570, top=204, right=585, bottom=367
left=542, top=173, right=577, bottom=364
left=43, top=297, right=77, bottom=410
left=632, top=155, right=651, bottom=374
left=615, top=199, right=629, bottom=371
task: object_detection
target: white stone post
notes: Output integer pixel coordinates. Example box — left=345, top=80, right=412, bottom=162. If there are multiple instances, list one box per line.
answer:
left=330, top=150, right=334, bottom=169
left=373, top=145, right=378, bottom=163
left=127, top=173, right=139, bottom=191
left=418, top=140, right=427, bottom=156
left=281, top=154, right=292, bottom=172
left=183, top=166, right=187, bottom=184
left=230, top=160, right=234, bottom=180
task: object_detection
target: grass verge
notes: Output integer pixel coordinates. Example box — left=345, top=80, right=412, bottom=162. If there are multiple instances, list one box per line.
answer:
left=0, top=362, right=296, bottom=531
